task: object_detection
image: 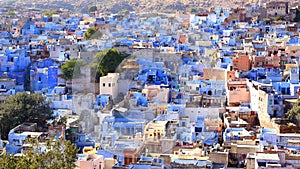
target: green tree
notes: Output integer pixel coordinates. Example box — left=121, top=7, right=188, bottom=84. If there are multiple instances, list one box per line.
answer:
left=88, top=6, right=97, bottom=13
left=286, top=99, right=300, bottom=123
left=274, top=16, right=285, bottom=21
left=0, top=139, right=78, bottom=169
left=294, top=8, right=300, bottom=22
left=91, top=48, right=128, bottom=82
left=52, top=116, right=67, bottom=126
left=84, top=27, right=102, bottom=40
left=61, top=59, right=86, bottom=80
left=0, top=152, right=17, bottom=169
left=6, top=10, right=16, bottom=15
left=43, top=10, right=58, bottom=16
left=0, top=92, right=52, bottom=139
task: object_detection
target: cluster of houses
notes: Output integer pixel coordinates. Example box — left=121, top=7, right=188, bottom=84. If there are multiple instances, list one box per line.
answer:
left=1, top=1, right=300, bottom=168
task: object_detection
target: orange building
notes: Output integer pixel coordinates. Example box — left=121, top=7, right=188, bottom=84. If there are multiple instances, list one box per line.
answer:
left=124, top=149, right=139, bottom=165
left=232, top=55, right=251, bottom=71
left=227, top=71, right=236, bottom=81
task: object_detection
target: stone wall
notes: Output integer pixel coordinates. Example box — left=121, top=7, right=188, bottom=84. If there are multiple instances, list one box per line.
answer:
left=209, top=152, right=228, bottom=166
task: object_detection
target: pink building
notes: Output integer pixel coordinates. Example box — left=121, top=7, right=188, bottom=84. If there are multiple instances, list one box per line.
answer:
left=227, top=79, right=250, bottom=106
left=178, top=33, right=188, bottom=44
left=75, top=154, right=104, bottom=169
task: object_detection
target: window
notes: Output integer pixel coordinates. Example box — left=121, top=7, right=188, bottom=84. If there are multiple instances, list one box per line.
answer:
left=108, top=83, right=111, bottom=87
left=126, top=128, right=130, bottom=134
left=195, top=127, right=202, bottom=132
left=258, top=162, right=266, bottom=167
left=287, top=89, right=290, bottom=95
left=103, top=83, right=105, bottom=87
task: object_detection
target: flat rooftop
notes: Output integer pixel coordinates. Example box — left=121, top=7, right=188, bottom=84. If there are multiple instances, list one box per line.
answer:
left=256, top=153, right=280, bottom=161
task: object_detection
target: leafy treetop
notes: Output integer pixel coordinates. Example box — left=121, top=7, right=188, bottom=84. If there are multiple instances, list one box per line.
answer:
left=286, top=99, right=300, bottom=122
left=88, top=6, right=97, bottom=13
left=294, top=7, right=300, bottom=23
left=43, top=10, right=58, bottom=16
left=60, top=59, right=86, bottom=80
left=91, top=48, right=128, bottom=82
left=0, top=139, right=78, bottom=169
left=0, top=92, right=53, bottom=139
left=83, top=27, right=102, bottom=40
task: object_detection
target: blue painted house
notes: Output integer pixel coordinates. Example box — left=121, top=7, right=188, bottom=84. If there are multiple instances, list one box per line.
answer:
left=30, top=59, right=59, bottom=92
left=75, top=134, right=95, bottom=151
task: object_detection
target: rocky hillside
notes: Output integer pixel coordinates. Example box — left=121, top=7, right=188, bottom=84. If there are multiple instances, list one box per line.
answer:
left=1, top=0, right=299, bottom=14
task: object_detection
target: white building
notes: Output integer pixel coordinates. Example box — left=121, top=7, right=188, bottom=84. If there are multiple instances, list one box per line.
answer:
left=99, top=73, right=119, bottom=100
